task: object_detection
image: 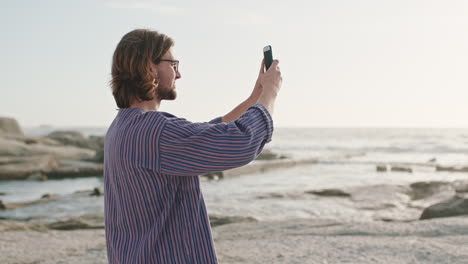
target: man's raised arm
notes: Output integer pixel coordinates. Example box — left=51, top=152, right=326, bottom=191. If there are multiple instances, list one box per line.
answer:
left=221, top=60, right=266, bottom=123
left=222, top=97, right=257, bottom=123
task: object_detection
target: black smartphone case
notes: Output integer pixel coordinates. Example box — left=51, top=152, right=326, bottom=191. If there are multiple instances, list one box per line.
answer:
left=264, top=46, right=273, bottom=71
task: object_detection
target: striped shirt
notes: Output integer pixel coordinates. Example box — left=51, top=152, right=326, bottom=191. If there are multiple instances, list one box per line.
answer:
left=103, top=104, right=273, bottom=263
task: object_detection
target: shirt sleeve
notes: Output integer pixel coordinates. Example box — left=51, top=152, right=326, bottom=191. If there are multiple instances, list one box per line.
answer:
left=157, top=104, right=273, bottom=176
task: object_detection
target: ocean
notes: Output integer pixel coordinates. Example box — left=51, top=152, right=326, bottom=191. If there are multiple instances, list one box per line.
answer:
left=1, top=127, right=467, bottom=222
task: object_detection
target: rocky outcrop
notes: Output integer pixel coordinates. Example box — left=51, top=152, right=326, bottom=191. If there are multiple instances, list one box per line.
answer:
left=302, top=180, right=468, bottom=222
left=46, top=131, right=104, bottom=152
left=409, top=181, right=453, bottom=200
left=420, top=195, right=468, bottom=220
left=376, top=165, right=387, bottom=172
left=0, top=155, right=102, bottom=180
left=46, top=160, right=103, bottom=179
left=306, top=189, right=351, bottom=197
left=1, top=133, right=62, bottom=146
left=376, top=165, right=413, bottom=173
left=256, top=192, right=286, bottom=199
left=0, top=117, right=23, bottom=135
left=453, top=180, right=468, bottom=193
left=0, top=135, right=96, bottom=160
left=0, top=119, right=104, bottom=180
left=436, top=165, right=468, bottom=173
left=0, top=155, right=59, bottom=180
left=0, top=193, right=61, bottom=210
left=46, top=213, right=105, bottom=230
left=0, top=188, right=102, bottom=210
left=255, top=149, right=287, bottom=160
left=390, top=166, right=413, bottom=173
left=348, top=184, right=413, bottom=211
left=208, top=214, right=258, bottom=227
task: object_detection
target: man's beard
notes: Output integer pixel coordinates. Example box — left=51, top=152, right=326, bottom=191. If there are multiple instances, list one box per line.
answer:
left=156, top=85, right=177, bottom=100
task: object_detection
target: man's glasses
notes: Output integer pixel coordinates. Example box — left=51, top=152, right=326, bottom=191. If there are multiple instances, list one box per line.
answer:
left=154, top=59, right=179, bottom=73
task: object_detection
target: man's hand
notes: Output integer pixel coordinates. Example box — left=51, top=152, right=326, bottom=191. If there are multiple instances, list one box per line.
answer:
left=256, top=59, right=282, bottom=115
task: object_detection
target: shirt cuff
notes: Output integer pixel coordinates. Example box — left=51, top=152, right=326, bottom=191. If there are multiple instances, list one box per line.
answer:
left=247, top=104, right=274, bottom=143
left=208, top=116, right=223, bottom=124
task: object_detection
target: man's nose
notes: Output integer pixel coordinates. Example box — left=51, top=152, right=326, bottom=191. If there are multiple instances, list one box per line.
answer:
left=176, top=71, right=181, bottom=79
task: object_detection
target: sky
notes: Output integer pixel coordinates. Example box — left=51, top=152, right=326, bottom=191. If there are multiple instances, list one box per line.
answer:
left=1, top=0, right=468, bottom=128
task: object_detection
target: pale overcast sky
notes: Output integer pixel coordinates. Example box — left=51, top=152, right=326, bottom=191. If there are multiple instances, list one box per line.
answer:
left=1, top=0, right=467, bottom=128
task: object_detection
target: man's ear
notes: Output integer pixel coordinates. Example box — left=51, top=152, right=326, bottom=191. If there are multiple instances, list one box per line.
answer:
left=150, top=63, right=158, bottom=76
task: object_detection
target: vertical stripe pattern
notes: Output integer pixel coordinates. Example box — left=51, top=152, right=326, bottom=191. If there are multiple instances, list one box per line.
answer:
left=104, top=104, right=273, bottom=263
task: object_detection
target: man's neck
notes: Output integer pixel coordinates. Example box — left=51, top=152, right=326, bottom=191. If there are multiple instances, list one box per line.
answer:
left=129, top=99, right=161, bottom=111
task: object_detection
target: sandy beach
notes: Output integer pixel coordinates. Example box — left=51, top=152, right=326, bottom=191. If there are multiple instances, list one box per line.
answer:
left=1, top=215, right=468, bottom=264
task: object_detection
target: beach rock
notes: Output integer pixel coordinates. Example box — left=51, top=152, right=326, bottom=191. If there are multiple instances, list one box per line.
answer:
left=92, top=187, right=104, bottom=196
left=0, top=117, right=23, bottom=135
left=0, top=156, right=102, bottom=180
left=47, top=130, right=90, bottom=147
left=453, top=180, right=468, bottom=193
left=256, top=149, right=283, bottom=160
left=86, top=135, right=105, bottom=163
left=0, top=194, right=61, bottom=210
left=407, top=181, right=456, bottom=211
left=4, top=158, right=101, bottom=179
left=45, top=132, right=104, bottom=162
left=409, top=181, right=453, bottom=200
left=2, top=133, right=62, bottom=146
left=41, top=193, right=53, bottom=199
left=0, top=219, right=47, bottom=232
left=306, top=189, right=351, bottom=197
left=420, top=195, right=468, bottom=220
left=428, top=158, right=437, bottom=163
left=0, top=135, right=96, bottom=160
left=208, top=214, right=257, bottom=227
left=349, top=184, right=412, bottom=210
left=26, top=172, right=48, bottom=181
left=0, top=129, right=100, bottom=180
left=0, top=136, right=30, bottom=156
left=390, top=166, right=413, bottom=173
left=256, top=192, right=285, bottom=199
left=89, top=135, right=105, bottom=150
left=376, top=165, right=387, bottom=172
left=46, top=160, right=103, bottom=179
left=42, top=213, right=105, bottom=230
left=0, top=189, right=100, bottom=210
left=436, top=165, right=468, bottom=173
left=47, top=218, right=104, bottom=230
left=202, top=172, right=223, bottom=180
left=46, top=131, right=104, bottom=151
left=90, top=149, right=104, bottom=163
left=0, top=155, right=59, bottom=180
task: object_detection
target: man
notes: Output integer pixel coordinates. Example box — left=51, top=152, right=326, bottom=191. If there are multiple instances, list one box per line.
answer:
left=104, top=28, right=282, bottom=263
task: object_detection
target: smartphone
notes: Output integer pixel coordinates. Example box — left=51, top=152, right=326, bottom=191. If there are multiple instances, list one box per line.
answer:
left=263, top=45, right=273, bottom=71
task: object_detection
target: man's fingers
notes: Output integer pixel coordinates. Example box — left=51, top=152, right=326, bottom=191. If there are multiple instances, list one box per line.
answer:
left=267, top=60, right=280, bottom=72
left=259, top=59, right=265, bottom=74
left=271, top=60, right=279, bottom=68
